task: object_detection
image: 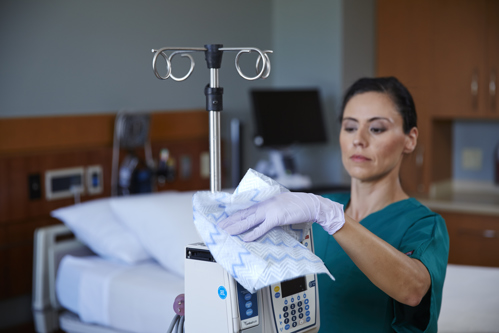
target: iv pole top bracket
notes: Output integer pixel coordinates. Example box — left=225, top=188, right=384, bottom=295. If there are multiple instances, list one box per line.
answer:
left=204, top=44, right=224, bottom=69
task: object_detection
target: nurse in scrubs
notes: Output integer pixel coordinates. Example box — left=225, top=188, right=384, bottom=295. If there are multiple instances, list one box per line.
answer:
left=219, top=77, right=449, bottom=333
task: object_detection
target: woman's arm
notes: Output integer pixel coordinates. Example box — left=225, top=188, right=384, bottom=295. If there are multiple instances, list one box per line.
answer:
left=333, top=214, right=431, bottom=306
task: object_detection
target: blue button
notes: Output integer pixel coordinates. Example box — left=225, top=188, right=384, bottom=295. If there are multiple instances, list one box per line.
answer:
left=279, top=314, right=282, bottom=319
left=275, top=292, right=281, bottom=298
left=218, top=286, right=227, bottom=299
left=245, top=301, right=252, bottom=309
left=304, top=299, right=309, bottom=305
left=305, top=242, right=309, bottom=247
left=285, top=324, right=290, bottom=330
left=244, top=293, right=252, bottom=301
left=291, top=298, right=295, bottom=303
left=305, top=305, right=309, bottom=310
left=246, top=309, right=253, bottom=317
left=306, top=317, right=311, bottom=322
left=306, top=311, right=310, bottom=316
left=297, top=296, right=301, bottom=301
left=303, top=293, right=307, bottom=299
left=284, top=300, right=288, bottom=305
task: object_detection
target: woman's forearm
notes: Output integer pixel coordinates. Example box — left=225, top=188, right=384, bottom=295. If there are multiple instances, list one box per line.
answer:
left=332, top=215, right=431, bottom=306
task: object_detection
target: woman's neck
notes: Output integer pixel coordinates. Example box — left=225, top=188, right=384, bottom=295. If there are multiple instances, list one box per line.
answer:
left=346, top=172, right=409, bottom=222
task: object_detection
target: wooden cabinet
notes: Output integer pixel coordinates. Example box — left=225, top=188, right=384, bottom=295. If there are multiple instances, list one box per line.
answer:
left=437, top=211, right=499, bottom=267
left=433, top=0, right=498, bottom=117
left=377, top=0, right=499, bottom=194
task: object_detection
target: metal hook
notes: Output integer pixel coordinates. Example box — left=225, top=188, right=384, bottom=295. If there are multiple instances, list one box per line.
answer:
left=168, top=51, right=195, bottom=82
left=152, top=48, right=172, bottom=80
left=255, top=50, right=273, bottom=79
left=232, top=48, right=268, bottom=81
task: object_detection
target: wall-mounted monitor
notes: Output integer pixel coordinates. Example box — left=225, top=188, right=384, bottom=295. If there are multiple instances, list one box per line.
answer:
left=250, top=88, right=327, bottom=148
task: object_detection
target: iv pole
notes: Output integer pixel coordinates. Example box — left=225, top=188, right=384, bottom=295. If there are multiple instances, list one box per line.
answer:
left=151, top=44, right=272, bottom=193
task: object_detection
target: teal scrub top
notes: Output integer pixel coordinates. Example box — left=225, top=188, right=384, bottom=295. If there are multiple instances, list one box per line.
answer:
left=312, top=193, right=449, bottom=333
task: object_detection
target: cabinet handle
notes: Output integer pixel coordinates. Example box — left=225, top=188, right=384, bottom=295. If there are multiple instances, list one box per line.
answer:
left=471, top=70, right=479, bottom=110
left=490, top=70, right=497, bottom=112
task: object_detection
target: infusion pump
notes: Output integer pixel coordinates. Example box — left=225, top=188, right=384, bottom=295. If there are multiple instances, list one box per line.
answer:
left=185, top=229, right=320, bottom=333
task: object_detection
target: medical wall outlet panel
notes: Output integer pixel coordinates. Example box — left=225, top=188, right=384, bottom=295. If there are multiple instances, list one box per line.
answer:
left=185, top=229, right=319, bottom=333
left=86, top=165, right=103, bottom=195
left=45, top=167, right=85, bottom=200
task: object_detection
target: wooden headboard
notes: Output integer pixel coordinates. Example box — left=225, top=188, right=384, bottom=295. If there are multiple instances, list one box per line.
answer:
left=0, top=109, right=210, bottom=300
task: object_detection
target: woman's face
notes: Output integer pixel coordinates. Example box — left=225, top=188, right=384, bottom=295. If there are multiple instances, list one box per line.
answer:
left=339, top=92, right=417, bottom=182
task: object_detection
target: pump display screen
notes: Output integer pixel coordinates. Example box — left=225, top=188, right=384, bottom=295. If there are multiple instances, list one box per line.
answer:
left=281, top=276, right=307, bottom=298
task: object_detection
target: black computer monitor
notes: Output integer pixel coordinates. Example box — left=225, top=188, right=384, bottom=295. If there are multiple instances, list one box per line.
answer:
left=250, top=88, right=327, bottom=148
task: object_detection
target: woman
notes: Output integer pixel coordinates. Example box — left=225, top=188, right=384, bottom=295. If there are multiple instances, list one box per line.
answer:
left=219, top=77, right=449, bottom=332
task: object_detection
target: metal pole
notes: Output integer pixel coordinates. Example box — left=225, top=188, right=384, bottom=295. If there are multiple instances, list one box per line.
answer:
left=209, top=68, right=222, bottom=193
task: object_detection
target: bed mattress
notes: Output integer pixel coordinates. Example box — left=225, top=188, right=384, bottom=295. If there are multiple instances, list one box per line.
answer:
left=56, top=255, right=184, bottom=333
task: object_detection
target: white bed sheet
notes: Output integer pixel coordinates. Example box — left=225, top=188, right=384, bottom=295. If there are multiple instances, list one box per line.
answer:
left=56, top=255, right=183, bottom=333
left=438, top=264, right=499, bottom=333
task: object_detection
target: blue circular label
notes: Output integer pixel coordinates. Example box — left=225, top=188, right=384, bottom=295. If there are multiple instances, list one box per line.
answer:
left=244, top=293, right=252, bottom=301
left=246, top=309, right=253, bottom=317
left=218, top=286, right=227, bottom=300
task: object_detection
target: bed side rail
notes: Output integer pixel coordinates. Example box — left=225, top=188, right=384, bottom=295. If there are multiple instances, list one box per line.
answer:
left=32, top=224, right=93, bottom=332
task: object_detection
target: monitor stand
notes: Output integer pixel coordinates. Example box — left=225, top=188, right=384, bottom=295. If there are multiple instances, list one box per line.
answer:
left=268, top=149, right=312, bottom=190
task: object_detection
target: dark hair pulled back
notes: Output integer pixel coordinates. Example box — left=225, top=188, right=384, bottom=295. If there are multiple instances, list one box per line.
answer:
left=340, top=77, right=417, bottom=134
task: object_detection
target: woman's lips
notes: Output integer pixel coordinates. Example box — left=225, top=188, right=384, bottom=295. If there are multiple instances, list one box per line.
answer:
left=350, top=154, right=371, bottom=162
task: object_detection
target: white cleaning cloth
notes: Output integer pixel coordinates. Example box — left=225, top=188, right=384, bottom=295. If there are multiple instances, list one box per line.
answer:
left=192, top=169, right=334, bottom=293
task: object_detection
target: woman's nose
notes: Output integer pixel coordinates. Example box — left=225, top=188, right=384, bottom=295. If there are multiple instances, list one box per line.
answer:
left=353, top=129, right=368, bottom=147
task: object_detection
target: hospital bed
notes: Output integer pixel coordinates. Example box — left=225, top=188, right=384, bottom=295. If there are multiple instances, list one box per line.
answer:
left=32, top=191, right=201, bottom=333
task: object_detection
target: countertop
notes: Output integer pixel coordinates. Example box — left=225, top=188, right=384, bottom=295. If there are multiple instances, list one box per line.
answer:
left=416, top=180, right=499, bottom=216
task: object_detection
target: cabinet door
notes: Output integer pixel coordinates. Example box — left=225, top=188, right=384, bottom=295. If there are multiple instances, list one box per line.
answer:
left=433, top=0, right=488, bottom=117
left=439, top=211, right=499, bottom=267
left=377, top=0, right=433, bottom=194
left=485, top=0, right=499, bottom=115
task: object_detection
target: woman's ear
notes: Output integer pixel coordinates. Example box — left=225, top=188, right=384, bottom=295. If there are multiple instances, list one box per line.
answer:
left=403, top=127, right=418, bottom=154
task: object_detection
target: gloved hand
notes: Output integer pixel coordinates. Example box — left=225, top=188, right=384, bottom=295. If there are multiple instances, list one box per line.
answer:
left=218, top=192, right=345, bottom=242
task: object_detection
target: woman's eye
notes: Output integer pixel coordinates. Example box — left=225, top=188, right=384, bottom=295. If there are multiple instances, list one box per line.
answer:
left=343, top=126, right=356, bottom=132
left=370, top=127, right=386, bottom=134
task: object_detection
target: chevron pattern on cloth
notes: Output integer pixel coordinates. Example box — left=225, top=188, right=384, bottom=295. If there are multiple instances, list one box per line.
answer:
left=192, top=169, right=333, bottom=293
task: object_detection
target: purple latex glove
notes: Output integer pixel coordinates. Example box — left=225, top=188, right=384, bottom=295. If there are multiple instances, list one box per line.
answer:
left=218, top=192, right=345, bottom=242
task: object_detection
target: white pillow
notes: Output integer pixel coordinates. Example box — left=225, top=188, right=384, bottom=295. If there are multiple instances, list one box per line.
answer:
left=51, top=198, right=151, bottom=264
left=110, top=191, right=202, bottom=277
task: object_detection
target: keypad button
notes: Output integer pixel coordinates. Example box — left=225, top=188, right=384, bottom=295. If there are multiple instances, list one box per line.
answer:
left=306, top=317, right=311, bottom=322
left=291, top=298, right=295, bottom=303
left=292, top=322, right=298, bottom=328
left=297, top=296, right=301, bottom=301
left=299, top=313, right=304, bottom=319
left=305, top=305, right=309, bottom=310
left=298, top=301, right=303, bottom=307
left=283, top=306, right=288, bottom=312
left=298, top=307, right=303, bottom=313
left=285, top=324, right=290, bottom=330
left=304, top=299, right=309, bottom=305
left=284, top=312, right=289, bottom=318
left=275, top=292, right=281, bottom=298
left=284, top=318, right=290, bottom=324
left=291, top=310, right=296, bottom=315
left=290, top=304, right=296, bottom=310
left=303, top=293, right=307, bottom=299
left=292, top=316, right=297, bottom=322
left=284, top=300, right=288, bottom=305
left=306, top=311, right=310, bottom=316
